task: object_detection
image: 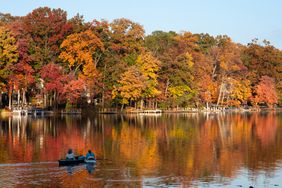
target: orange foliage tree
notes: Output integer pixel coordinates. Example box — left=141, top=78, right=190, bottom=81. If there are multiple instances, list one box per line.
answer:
left=60, top=30, right=104, bottom=74
left=254, top=76, right=278, bottom=107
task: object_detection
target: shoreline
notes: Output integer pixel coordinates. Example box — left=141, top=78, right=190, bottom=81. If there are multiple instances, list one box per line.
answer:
left=97, top=107, right=281, bottom=114
left=1, top=107, right=281, bottom=117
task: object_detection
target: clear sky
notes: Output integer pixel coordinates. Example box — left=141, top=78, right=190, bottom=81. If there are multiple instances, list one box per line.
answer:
left=1, top=0, right=282, bottom=49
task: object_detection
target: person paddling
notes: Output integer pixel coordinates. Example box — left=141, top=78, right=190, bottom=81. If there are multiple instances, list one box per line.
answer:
left=66, top=148, right=75, bottom=160
left=86, top=149, right=95, bottom=160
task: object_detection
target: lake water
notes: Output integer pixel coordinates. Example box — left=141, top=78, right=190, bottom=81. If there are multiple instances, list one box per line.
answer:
left=0, top=112, right=282, bottom=187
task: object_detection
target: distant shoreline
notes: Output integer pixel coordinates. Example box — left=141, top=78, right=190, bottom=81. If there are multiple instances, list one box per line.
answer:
left=1, top=107, right=281, bottom=117
left=97, top=107, right=281, bottom=114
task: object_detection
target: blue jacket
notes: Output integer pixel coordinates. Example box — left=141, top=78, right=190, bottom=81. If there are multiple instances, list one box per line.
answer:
left=86, top=152, right=95, bottom=159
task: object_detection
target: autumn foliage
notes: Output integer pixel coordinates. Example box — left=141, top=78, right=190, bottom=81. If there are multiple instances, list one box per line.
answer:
left=253, top=76, right=278, bottom=107
left=0, top=7, right=281, bottom=109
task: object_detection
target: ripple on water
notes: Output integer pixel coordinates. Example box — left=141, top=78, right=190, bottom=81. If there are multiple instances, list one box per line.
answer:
left=0, top=161, right=57, bottom=167
left=0, top=162, right=67, bottom=187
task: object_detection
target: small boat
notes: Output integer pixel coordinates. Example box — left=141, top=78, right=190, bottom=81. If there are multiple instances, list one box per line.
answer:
left=85, top=156, right=96, bottom=164
left=58, top=156, right=85, bottom=166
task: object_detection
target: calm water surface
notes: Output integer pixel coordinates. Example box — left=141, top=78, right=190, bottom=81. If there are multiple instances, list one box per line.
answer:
left=0, top=112, right=282, bottom=187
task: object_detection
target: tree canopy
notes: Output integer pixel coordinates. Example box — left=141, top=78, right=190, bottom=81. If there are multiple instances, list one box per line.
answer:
left=0, top=7, right=281, bottom=109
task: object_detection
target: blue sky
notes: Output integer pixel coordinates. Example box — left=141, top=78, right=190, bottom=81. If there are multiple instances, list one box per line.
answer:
left=1, top=0, right=282, bottom=49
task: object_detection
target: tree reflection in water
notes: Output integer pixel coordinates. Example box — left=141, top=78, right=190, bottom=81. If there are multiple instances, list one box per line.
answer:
left=0, top=112, right=281, bottom=187
left=67, top=165, right=74, bottom=175
left=86, top=163, right=95, bottom=174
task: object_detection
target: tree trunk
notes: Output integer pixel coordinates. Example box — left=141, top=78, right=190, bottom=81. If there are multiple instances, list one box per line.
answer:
left=121, top=103, right=124, bottom=111
left=225, top=95, right=230, bottom=107
left=54, top=92, right=57, bottom=109
left=22, top=89, right=26, bottom=105
left=140, top=99, right=144, bottom=110
left=0, top=93, right=2, bottom=108
left=212, top=64, right=217, bottom=79
left=164, top=79, right=170, bottom=97
left=221, top=88, right=226, bottom=106
left=43, top=93, right=47, bottom=108
left=148, top=100, right=152, bottom=109
left=8, top=91, right=12, bottom=110
left=50, top=93, right=52, bottom=107
left=101, top=90, right=104, bottom=108
left=17, top=90, right=20, bottom=107
left=217, top=82, right=224, bottom=107
left=101, top=63, right=107, bottom=108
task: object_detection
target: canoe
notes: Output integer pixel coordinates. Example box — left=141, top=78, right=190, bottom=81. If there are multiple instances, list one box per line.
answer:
left=58, top=156, right=85, bottom=166
left=85, top=157, right=96, bottom=164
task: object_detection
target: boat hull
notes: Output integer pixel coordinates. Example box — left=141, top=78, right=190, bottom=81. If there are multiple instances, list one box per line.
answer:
left=58, top=156, right=85, bottom=166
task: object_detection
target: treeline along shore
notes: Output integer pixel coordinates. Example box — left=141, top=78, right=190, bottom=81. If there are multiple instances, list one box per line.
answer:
left=0, top=7, right=281, bottom=113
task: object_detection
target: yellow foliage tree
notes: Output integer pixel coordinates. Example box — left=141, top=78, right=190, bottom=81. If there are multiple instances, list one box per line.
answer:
left=136, top=51, right=161, bottom=99
left=229, top=78, right=252, bottom=107
left=0, top=26, right=19, bottom=109
left=0, top=26, right=18, bottom=88
left=112, top=51, right=161, bottom=109
left=112, top=66, right=145, bottom=108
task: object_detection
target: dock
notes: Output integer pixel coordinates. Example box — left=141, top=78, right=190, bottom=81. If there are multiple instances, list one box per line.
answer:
left=126, top=109, right=162, bottom=114
left=98, top=108, right=162, bottom=114
left=61, top=109, right=82, bottom=114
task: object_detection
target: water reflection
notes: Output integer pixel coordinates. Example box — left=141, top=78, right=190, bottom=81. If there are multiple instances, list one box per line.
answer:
left=67, top=165, right=74, bottom=175
left=86, top=163, right=95, bottom=174
left=0, top=112, right=281, bottom=187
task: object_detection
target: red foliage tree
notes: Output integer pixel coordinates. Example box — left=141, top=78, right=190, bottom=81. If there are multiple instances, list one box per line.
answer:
left=40, top=63, right=65, bottom=107
left=61, top=75, right=85, bottom=105
left=22, top=7, right=72, bottom=70
left=254, top=76, right=278, bottom=107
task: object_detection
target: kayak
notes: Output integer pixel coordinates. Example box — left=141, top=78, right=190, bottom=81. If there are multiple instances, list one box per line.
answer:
left=85, top=156, right=96, bottom=164
left=58, top=156, right=85, bottom=166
